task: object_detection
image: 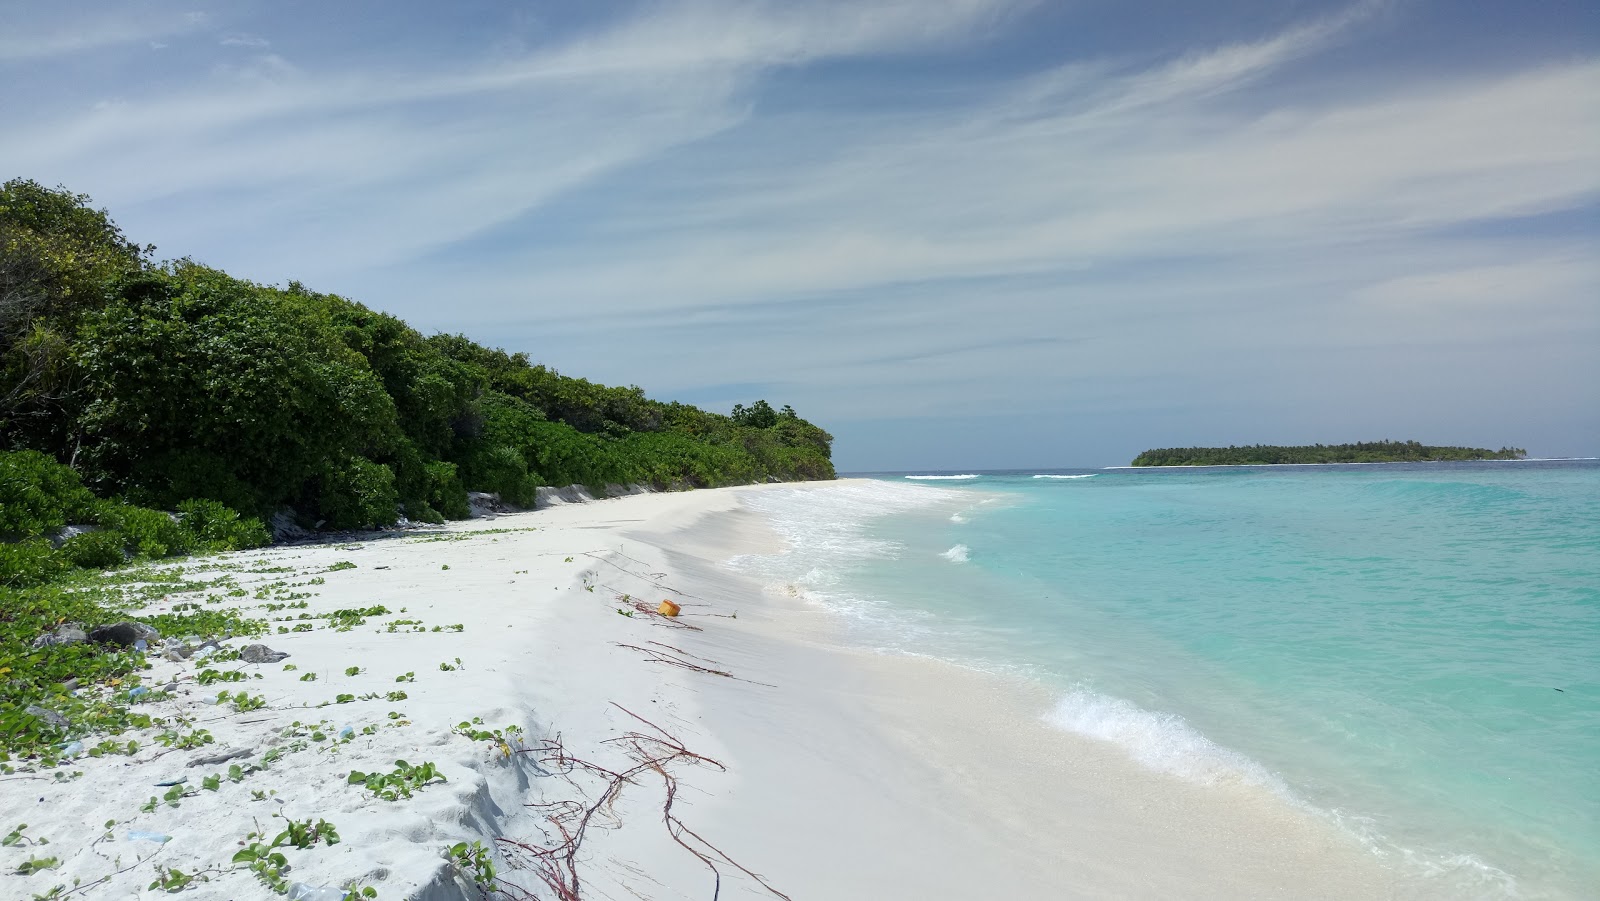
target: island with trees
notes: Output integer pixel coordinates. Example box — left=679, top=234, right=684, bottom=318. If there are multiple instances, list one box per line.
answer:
left=1130, top=441, right=1527, bottom=467
left=2, top=178, right=835, bottom=589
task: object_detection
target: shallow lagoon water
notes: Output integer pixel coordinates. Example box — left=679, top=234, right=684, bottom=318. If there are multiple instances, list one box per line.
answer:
left=735, top=461, right=1600, bottom=898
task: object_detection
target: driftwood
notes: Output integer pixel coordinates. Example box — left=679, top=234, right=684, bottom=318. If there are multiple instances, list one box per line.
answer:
left=500, top=703, right=790, bottom=901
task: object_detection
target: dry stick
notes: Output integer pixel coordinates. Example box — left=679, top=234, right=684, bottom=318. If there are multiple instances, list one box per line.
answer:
left=597, top=583, right=704, bottom=631
left=499, top=706, right=788, bottom=901
left=55, top=848, right=163, bottom=899
left=613, top=642, right=776, bottom=689
left=612, top=704, right=793, bottom=901
left=581, top=551, right=703, bottom=600
left=643, top=640, right=723, bottom=665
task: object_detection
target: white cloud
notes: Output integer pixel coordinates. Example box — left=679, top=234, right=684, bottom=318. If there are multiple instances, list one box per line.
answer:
left=0, top=0, right=1593, bottom=459
left=0, top=10, right=204, bottom=62
left=0, top=0, right=1028, bottom=282
left=220, top=33, right=271, bottom=49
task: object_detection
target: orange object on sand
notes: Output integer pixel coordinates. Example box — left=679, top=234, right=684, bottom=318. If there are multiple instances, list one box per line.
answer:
left=657, top=600, right=681, bottom=617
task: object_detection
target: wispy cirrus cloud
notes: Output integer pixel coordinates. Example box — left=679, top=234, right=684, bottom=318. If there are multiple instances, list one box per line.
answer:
left=0, top=9, right=205, bottom=62
left=0, top=0, right=1594, bottom=464
left=219, top=33, right=270, bottom=49
left=0, top=0, right=1031, bottom=282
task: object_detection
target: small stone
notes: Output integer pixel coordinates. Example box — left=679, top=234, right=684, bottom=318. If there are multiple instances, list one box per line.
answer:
left=25, top=705, right=70, bottom=728
left=240, top=644, right=290, bottom=664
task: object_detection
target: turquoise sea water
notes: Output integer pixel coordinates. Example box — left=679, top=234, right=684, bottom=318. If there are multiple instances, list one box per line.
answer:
left=733, top=461, right=1600, bottom=899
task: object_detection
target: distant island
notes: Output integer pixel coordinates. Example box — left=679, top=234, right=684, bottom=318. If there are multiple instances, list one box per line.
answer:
left=1131, top=441, right=1527, bottom=467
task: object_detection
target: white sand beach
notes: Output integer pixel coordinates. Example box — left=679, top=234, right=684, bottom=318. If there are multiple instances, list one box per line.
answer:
left=1, top=482, right=1422, bottom=900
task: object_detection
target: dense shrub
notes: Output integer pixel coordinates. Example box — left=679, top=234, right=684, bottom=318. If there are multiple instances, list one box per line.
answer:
left=421, top=461, right=470, bottom=521
left=0, top=449, right=99, bottom=538
left=464, top=444, right=537, bottom=507
left=177, top=498, right=270, bottom=551
left=58, top=529, right=126, bottom=568
left=0, top=538, right=68, bottom=588
left=316, top=457, right=399, bottom=530
left=97, top=504, right=192, bottom=558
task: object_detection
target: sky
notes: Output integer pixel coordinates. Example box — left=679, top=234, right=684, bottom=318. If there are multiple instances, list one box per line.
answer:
left=2, top=0, right=1596, bottom=470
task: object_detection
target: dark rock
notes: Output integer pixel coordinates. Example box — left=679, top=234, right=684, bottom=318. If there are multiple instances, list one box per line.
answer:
left=88, top=622, right=161, bottom=648
left=24, top=705, right=70, bottom=728
left=240, top=644, right=289, bottom=664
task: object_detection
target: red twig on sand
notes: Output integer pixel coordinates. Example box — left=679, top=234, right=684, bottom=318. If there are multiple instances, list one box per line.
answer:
left=499, top=704, right=790, bottom=901
left=613, top=642, right=776, bottom=688
left=582, top=551, right=703, bottom=600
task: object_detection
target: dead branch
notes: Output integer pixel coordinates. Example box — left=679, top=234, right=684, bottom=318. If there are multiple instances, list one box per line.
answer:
left=500, top=703, right=789, bottom=901
left=582, top=551, right=703, bottom=600
left=613, top=642, right=775, bottom=689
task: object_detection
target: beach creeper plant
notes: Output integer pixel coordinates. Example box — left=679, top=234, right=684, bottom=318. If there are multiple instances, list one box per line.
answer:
left=452, top=718, right=525, bottom=758
left=447, top=840, right=497, bottom=891
left=232, top=818, right=340, bottom=894
left=347, top=760, right=445, bottom=801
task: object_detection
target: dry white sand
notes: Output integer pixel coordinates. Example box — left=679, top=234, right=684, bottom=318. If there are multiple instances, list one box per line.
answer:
left=1, top=483, right=1433, bottom=900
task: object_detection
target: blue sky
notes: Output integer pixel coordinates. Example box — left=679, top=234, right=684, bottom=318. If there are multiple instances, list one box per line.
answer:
left=3, top=0, right=1596, bottom=469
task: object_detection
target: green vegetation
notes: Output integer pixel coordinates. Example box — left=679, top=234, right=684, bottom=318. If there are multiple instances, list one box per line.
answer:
left=347, top=759, right=446, bottom=801
left=2, top=448, right=271, bottom=590
left=448, top=840, right=497, bottom=891
left=2, top=179, right=833, bottom=536
left=1131, top=441, right=1527, bottom=467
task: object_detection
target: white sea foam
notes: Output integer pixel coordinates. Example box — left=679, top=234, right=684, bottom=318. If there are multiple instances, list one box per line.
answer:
left=940, top=544, right=970, bottom=563
left=730, top=480, right=960, bottom=584
left=1033, top=474, right=1096, bottom=479
left=905, top=474, right=980, bottom=480
left=1043, top=689, right=1282, bottom=791
left=949, top=512, right=966, bottom=523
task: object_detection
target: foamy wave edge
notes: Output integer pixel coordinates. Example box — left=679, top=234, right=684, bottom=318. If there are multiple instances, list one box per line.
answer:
left=1045, top=689, right=1523, bottom=896
left=905, top=474, right=980, bottom=480
left=1044, top=689, right=1282, bottom=790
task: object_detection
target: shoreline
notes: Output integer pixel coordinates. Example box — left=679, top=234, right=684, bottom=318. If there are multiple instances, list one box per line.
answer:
left=631, top=485, right=1432, bottom=900
left=1, top=482, right=1462, bottom=899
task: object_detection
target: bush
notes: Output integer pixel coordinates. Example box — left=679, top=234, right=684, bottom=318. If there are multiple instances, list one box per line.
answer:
left=0, top=539, right=68, bottom=588
left=97, top=504, right=192, bottom=558
left=316, top=457, right=399, bottom=530
left=463, top=444, right=537, bottom=508
left=0, top=450, right=99, bottom=538
left=58, top=530, right=127, bottom=569
left=422, top=461, right=471, bottom=520
left=176, top=498, right=270, bottom=551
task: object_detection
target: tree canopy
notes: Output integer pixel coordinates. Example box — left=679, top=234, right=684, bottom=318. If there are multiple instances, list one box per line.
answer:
left=0, top=179, right=835, bottom=531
